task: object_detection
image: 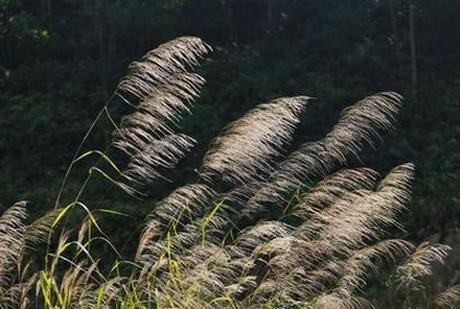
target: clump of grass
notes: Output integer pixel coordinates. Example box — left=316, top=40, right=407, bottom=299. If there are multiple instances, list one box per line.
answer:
left=1, top=37, right=458, bottom=308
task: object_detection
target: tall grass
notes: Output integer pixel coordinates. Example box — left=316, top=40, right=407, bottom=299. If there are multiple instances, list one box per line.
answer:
left=1, top=37, right=458, bottom=308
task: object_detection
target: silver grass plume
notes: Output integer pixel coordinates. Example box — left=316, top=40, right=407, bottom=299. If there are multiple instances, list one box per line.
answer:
left=113, top=74, right=205, bottom=157
left=136, top=184, right=216, bottom=262
left=195, top=181, right=265, bottom=245
left=136, top=187, right=248, bottom=267
left=122, top=89, right=452, bottom=308
left=176, top=243, right=231, bottom=296
left=0, top=202, right=27, bottom=294
left=397, top=241, right=451, bottom=290
left=263, top=240, right=411, bottom=303
left=116, top=36, right=211, bottom=103
left=0, top=204, right=61, bottom=307
left=0, top=274, right=36, bottom=309
left=232, top=221, right=294, bottom=258
left=314, top=164, right=414, bottom=249
left=335, top=239, right=414, bottom=295
left=122, top=133, right=196, bottom=185
left=200, top=96, right=309, bottom=185
left=434, top=284, right=460, bottom=308
left=131, top=164, right=419, bottom=307
left=322, top=91, right=402, bottom=163
left=242, top=92, right=403, bottom=217
left=112, top=37, right=211, bottom=188
left=256, top=165, right=412, bottom=279
left=24, top=208, right=63, bottom=246
left=136, top=183, right=260, bottom=266
left=225, top=165, right=414, bottom=305
left=291, top=167, right=380, bottom=220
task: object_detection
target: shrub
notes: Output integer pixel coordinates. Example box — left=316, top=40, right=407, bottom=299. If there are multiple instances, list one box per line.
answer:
left=0, top=37, right=458, bottom=308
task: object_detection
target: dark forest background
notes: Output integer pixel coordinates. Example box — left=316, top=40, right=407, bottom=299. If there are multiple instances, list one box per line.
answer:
left=0, top=0, right=459, bottom=247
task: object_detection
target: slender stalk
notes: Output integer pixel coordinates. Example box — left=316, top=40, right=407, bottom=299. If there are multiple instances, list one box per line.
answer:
left=48, top=95, right=117, bottom=272
left=74, top=172, right=93, bottom=205
left=54, top=94, right=115, bottom=209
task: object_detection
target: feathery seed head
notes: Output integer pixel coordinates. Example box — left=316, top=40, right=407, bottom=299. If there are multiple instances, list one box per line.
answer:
left=200, top=96, right=310, bottom=185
